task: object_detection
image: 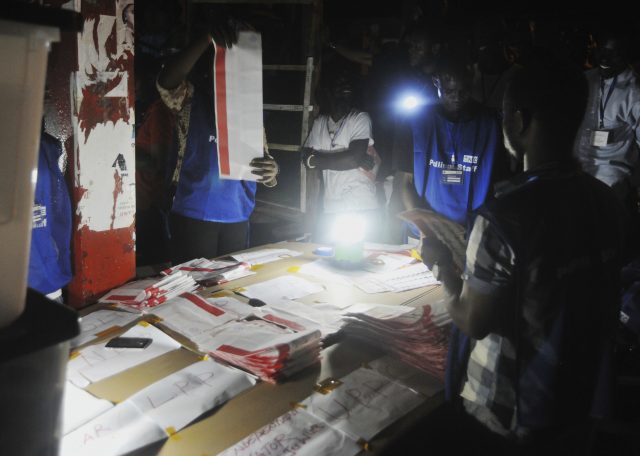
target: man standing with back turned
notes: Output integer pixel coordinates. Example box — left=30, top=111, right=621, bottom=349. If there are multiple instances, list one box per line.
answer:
left=429, top=61, right=627, bottom=453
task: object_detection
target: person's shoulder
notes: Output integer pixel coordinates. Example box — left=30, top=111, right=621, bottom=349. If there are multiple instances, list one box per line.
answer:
left=348, top=110, right=373, bottom=125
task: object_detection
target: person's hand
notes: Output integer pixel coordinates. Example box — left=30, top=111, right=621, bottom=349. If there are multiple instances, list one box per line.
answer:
left=250, top=157, right=279, bottom=184
left=209, top=16, right=240, bottom=48
left=420, top=236, right=453, bottom=270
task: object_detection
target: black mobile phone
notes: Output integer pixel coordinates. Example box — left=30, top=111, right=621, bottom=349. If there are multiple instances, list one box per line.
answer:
left=105, top=337, right=152, bottom=349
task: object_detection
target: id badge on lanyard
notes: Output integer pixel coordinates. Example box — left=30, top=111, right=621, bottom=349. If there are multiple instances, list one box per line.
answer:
left=442, top=166, right=464, bottom=185
left=591, top=75, right=617, bottom=147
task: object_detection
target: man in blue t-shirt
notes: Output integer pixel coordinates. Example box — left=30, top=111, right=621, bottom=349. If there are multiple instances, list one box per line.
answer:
left=28, top=129, right=73, bottom=302
left=157, top=19, right=278, bottom=264
left=394, top=55, right=505, bottom=267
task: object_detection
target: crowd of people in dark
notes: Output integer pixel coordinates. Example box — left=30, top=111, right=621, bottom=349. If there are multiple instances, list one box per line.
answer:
left=23, top=1, right=634, bottom=453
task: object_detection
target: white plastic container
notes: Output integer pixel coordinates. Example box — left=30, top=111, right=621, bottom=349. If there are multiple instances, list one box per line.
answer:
left=0, top=19, right=59, bottom=328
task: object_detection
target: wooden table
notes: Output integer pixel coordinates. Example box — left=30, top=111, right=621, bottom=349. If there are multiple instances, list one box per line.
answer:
left=79, top=242, right=446, bottom=455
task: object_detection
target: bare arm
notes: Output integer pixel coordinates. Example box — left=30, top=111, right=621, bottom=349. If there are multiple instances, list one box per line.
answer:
left=158, top=34, right=212, bottom=90
left=395, top=170, right=426, bottom=211
left=302, top=138, right=370, bottom=171
left=439, top=261, right=509, bottom=340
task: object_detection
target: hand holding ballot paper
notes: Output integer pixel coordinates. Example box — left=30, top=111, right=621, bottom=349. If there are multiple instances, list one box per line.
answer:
left=398, top=208, right=467, bottom=273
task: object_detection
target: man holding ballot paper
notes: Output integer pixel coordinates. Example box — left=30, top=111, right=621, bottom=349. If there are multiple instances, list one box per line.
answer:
left=407, top=60, right=627, bottom=453
left=157, top=17, right=278, bottom=264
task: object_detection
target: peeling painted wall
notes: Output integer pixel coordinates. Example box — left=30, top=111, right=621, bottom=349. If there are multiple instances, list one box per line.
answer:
left=45, top=0, right=135, bottom=308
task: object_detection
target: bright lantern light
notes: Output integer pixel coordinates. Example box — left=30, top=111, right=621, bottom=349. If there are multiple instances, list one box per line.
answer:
left=402, top=95, right=418, bottom=110
left=330, top=214, right=367, bottom=245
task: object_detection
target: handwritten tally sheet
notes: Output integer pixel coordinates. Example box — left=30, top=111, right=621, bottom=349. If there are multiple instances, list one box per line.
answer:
left=217, top=408, right=360, bottom=456
left=127, top=358, right=256, bottom=431
left=62, top=382, right=114, bottom=435
left=71, top=310, right=139, bottom=348
left=61, top=359, right=256, bottom=456
left=301, top=367, right=423, bottom=440
left=60, top=401, right=166, bottom=456
left=241, top=275, right=324, bottom=301
left=352, top=262, right=439, bottom=293
left=66, top=323, right=182, bottom=388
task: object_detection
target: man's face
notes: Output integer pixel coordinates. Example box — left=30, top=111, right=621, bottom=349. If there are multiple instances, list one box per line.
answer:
left=595, top=38, right=627, bottom=79
left=436, top=75, right=470, bottom=116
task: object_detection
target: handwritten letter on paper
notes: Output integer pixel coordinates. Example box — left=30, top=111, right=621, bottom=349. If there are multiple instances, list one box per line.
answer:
left=302, top=367, right=424, bottom=440
left=218, top=408, right=360, bottom=456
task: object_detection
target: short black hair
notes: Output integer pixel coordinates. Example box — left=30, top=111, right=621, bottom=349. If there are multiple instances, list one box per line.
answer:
left=505, top=58, right=587, bottom=147
left=433, top=54, right=472, bottom=86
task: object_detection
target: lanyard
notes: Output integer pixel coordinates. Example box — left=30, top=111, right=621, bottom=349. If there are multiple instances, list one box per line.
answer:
left=327, top=113, right=348, bottom=148
left=599, top=75, right=617, bottom=129
left=445, top=122, right=461, bottom=165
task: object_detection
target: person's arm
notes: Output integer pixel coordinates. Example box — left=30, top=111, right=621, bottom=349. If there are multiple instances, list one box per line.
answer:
left=431, top=215, right=513, bottom=339
left=158, top=18, right=239, bottom=90
left=158, top=34, right=212, bottom=90
left=303, top=138, right=371, bottom=171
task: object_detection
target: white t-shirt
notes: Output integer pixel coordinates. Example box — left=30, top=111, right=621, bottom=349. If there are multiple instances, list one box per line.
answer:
left=304, top=110, right=378, bottom=213
left=573, top=68, right=640, bottom=189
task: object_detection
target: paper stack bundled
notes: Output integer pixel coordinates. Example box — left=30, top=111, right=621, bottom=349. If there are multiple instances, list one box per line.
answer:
left=98, top=272, right=199, bottom=312
left=342, top=301, right=452, bottom=379
left=197, top=319, right=322, bottom=383
left=162, top=257, right=254, bottom=286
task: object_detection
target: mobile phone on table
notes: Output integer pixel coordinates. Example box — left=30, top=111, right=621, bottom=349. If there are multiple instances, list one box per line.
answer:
left=105, top=336, right=152, bottom=349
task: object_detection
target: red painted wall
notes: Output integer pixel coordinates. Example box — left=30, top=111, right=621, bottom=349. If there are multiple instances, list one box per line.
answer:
left=44, top=0, right=136, bottom=309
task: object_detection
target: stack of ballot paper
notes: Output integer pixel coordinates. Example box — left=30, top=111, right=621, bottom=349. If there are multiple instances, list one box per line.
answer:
left=342, top=301, right=452, bottom=379
left=197, top=319, right=322, bottom=383
left=161, top=257, right=254, bottom=286
left=98, top=272, right=199, bottom=312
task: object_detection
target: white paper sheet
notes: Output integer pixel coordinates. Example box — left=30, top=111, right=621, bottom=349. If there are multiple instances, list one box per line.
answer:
left=128, top=358, right=256, bottom=431
left=60, top=401, right=167, bottom=456
left=214, top=31, right=263, bottom=181
left=302, top=367, right=423, bottom=440
left=218, top=408, right=360, bottom=456
left=207, top=295, right=257, bottom=318
left=71, top=310, right=139, bottom=348
left=241, top=275, right=324, bottom=301
left=62, top=382, right=114, bottom=435
left=363, top=242, right=416, bottom=252
left=352, top=262, right=439, bottom=293
left=193, top=319, right=304, bottom=354
left=231, top=248, right=302, bottom=266
left=263, top=298, right=344, bottom=336
left=361, top=253, right=416, bottom=273
left=150, top=293, right=240, bottom=343
left=66, top=323, right=182, bottom=387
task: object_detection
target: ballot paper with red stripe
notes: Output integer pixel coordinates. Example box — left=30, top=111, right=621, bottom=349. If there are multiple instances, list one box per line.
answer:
left=197, top=319, right=322, bottom=383
left=150, top=292, right=252, bottom=343
left=213, top=31, right=264, bottom=181
left=161, top=257, right=254, bottom=286
left=342, top=301, right=452, bottom=379
left=98, top=272, right=199, bottom=313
